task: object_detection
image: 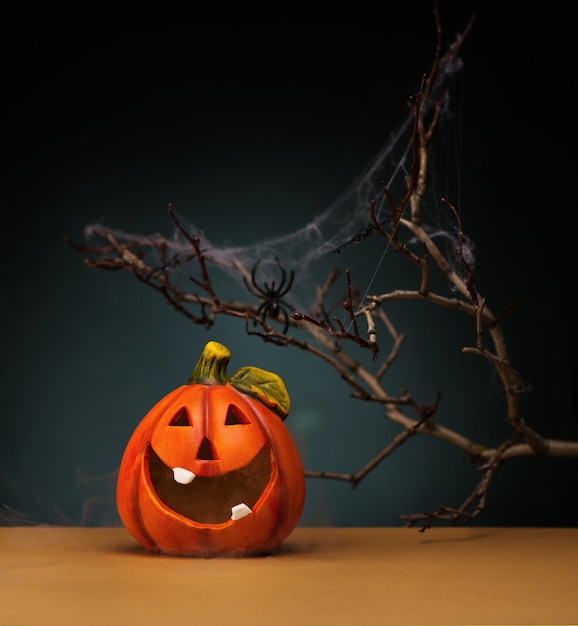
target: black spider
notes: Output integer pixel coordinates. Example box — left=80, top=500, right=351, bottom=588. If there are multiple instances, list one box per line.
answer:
left=244, top=257, right=295, bottom=333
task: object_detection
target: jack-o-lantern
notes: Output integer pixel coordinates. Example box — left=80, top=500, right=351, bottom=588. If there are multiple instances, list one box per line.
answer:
left=116, top=340, right=305, bottom=557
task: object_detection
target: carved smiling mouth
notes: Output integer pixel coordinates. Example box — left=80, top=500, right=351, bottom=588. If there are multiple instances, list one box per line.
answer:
left=147, top=444, right=272, bottom=524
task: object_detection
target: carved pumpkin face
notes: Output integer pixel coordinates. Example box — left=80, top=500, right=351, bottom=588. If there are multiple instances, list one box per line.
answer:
left=116, top=341, right=305, bottom=557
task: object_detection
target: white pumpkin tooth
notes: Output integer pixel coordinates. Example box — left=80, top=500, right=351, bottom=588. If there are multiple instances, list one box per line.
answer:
left=230, top=503, right=252, bottom=520
left=172, top=467, right=196, bottom=484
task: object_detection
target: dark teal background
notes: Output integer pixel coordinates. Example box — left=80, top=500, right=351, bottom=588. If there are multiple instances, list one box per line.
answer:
left=2, top=5, right=576, bottom=528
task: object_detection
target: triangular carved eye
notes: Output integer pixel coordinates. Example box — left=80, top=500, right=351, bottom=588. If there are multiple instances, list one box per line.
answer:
left=170, top=408, right=190, bottom=426
left=225, top=405, right=248, bottom=425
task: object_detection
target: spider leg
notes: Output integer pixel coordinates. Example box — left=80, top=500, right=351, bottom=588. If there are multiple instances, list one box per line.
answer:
left=251, top=259, right=262, bottom=288
left=260, top=301, right=292, bottom=333
left=244, top=261, right=268, bottom=298
left=278, top=306, right=290, bottom=334
left=272, top=256, right=294, bottom=296
left=255, top=301, right=268, bottom=326
left=273, top=257, right=287, bottom=291
left=279, top=297, right=295, bottom=312
left=277, top=270, right=295, bottom=297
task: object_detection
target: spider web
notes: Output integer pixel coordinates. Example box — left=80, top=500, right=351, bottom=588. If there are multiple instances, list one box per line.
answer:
left=84, top=33, right=472, bottom=316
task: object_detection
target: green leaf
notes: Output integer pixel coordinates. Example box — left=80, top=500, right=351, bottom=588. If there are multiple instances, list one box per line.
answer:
left=230, top=365, right=290, bottom=420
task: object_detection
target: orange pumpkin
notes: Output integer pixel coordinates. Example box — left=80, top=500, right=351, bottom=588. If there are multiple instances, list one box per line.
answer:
left=116, top=340, right=305, bottom=557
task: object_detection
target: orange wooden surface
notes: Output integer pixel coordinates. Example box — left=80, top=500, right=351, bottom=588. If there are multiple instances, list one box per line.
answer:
left=2, top=526, right=577, bottom=625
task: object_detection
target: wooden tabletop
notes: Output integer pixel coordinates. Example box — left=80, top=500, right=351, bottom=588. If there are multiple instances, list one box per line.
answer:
left=1, top=526, right=577, bottom=625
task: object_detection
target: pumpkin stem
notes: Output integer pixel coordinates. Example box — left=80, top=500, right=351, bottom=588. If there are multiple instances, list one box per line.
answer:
left=187, top=341, right=230, bottom=384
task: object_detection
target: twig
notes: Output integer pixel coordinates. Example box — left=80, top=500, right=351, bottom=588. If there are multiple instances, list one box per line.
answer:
left=64, top=8, right=578, bottom=532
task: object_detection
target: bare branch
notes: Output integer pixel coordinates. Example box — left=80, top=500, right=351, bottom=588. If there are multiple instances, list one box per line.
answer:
left=65, top=8, right=577, bottom=532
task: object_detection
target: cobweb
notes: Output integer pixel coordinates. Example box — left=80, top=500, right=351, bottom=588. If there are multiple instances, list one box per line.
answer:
left=84, top=36, right=472, bottom=314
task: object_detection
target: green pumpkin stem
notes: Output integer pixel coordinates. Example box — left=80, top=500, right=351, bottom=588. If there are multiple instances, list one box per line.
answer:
left=187, top=340, right=290, bottom=419
left=187, top=341, right=231, bottom=384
